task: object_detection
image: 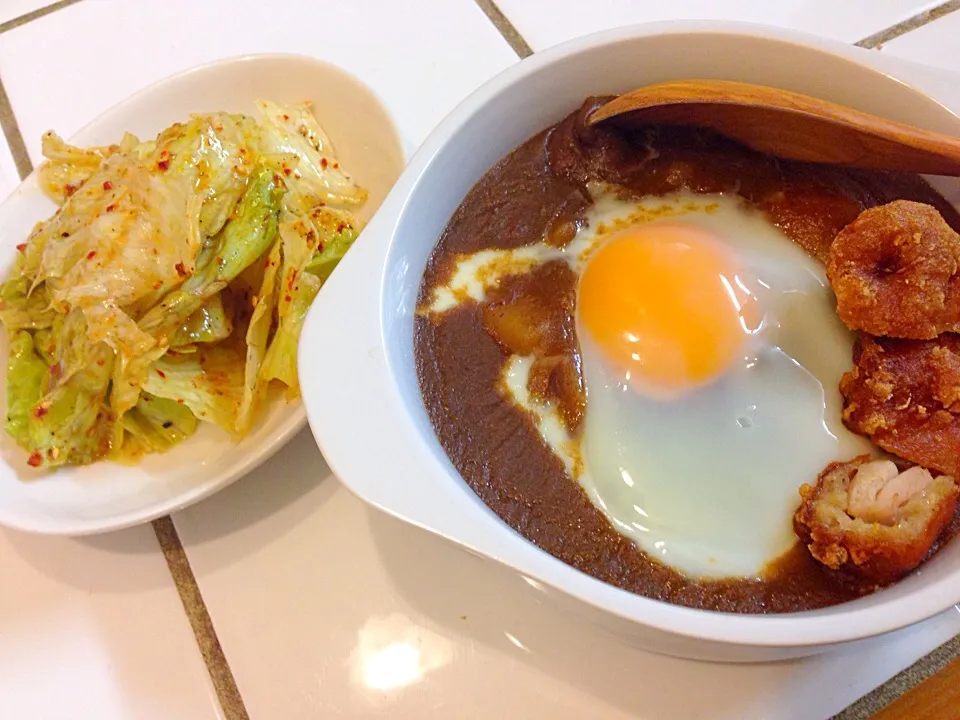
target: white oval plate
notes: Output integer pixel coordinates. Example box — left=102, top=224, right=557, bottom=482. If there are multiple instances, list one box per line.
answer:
left=0, top=55, right=405, bottom=535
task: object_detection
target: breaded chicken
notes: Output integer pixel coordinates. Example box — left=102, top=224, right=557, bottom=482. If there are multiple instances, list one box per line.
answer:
left=794, top=456, right=958, bottom=582
left=840, top=334, right=960, bottom=477
left=826, top=200, right=960, bottom=339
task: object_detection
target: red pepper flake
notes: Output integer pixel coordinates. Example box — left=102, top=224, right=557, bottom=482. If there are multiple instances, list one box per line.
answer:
left=155, top=369, right=167, bottom=379
left=284, top=294, right=292, bottom=302
left=153, top=280, right=163, bottom=290
left=282, top=113, right=290, bottom=121
left=102, top=180, right=113, bottom=190
left=33, top=404, right=48, bottom=418
left=263, top=257, right=270, bottom=268
left=64, top=183, right=78, bottom=197
left=320, top=157, right=328, bottom=169
left=86, top=250, right=97, bottom=260
left=176, top=398, right=184, bottom=404
left=16, top=243, right=26, bottom=252
left=27, top=451, right=42, bottom=467
left=333, top=162, right=339, bottom=169
left=272, top=173, right=281, bottom=184
left=96, top=358, right=105, bottom=366
left=157, top=159, right=170, bottom=171
left=105, top=203, right=117, bottom=212
left=175, top=262, right=187, bottom=277
left=283, top=166, right=292, bottom=176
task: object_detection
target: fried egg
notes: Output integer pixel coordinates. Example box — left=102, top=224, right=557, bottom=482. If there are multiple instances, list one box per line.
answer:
left=428, top=185, right=872, bottom=579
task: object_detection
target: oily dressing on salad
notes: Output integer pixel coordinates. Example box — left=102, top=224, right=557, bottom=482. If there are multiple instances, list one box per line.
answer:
left=1, top=100, right=365, bottom=469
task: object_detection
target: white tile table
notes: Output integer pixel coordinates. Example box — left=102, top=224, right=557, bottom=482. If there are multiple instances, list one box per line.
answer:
left=1, top=2, right=959, bottom=718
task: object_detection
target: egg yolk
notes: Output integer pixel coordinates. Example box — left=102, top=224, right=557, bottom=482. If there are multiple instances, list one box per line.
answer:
left=578, top=224, right=757, bottom=394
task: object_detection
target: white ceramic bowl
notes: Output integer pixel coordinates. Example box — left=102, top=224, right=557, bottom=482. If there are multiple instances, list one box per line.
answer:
left=0, top=55, right=404, bottom=535
left=300, top=22, right=960, bottom=662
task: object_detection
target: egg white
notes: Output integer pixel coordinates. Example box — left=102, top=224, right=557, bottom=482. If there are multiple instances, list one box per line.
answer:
left=577, top=190, right=872, bottom=579
left=429, top=186, right=871, bottom=580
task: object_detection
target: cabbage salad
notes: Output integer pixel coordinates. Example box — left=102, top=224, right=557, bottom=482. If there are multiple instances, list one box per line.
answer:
left=0, top=100, right=365, bottom=468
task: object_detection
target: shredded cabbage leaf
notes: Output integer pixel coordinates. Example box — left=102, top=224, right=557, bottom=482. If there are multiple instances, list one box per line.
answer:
left=1, top=100, right=366, bottom=468
left=5, top=331, right=47, bottom=447
left=117, top=392, right=198, bottom=457
left=141, top=348, right=244, bottom=435
left=236, top=240, right=281, bottom=436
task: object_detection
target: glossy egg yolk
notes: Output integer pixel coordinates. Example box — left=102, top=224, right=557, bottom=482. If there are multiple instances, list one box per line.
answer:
left=577, top=224, right=758, bottom=394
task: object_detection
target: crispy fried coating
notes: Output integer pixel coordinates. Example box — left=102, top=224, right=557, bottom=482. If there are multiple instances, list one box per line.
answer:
left=794, top=456, right=958, bottom=583
left=841, top=334, right=960, bottom=477
left=826, top=200, right=960, bottom=339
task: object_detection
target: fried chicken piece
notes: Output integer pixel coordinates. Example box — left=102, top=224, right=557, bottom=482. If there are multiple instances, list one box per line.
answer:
left=826, top=200, right=960, bottom=339
left=794, top=456, right=958, bottom=583
left=841, top=334, right=960, bottom=477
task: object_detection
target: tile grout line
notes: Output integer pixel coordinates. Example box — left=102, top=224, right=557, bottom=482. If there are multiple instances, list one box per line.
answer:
left=855, top=0, right=960, bottom=48
left=154, top=517, right=250, bottom=720
left=0, top=75, right=34, bottom=180
left=473, top=0, right=533, bottom=58
left=833, top=634, right=960, bottom=719
left=0, top=0, right=85, bottom=35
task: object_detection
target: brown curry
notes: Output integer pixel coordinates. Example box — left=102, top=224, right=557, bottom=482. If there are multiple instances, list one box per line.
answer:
left=414, top=98, right=960, bottom=613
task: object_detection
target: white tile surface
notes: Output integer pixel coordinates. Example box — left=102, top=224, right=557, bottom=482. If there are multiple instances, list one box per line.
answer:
left=0, top=0, right=53, bottom=26
left=1, top=98, right=216, bottom=720
left=174, top=432, right=960, bottom=720
left=880, top=10, right=960, bottom=72
left=0, top=526, right=221, bottom=720
left=0, top=0, right=517, bottom=165
left=4, top=1, right=960, bottom=719
left=0, top=131, right=21, bottom=202
left=493, top=0, right=942, bottom=51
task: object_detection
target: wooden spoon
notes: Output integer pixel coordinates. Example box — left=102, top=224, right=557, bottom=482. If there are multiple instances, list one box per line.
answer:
left=587, top=79, right=960, bottom=176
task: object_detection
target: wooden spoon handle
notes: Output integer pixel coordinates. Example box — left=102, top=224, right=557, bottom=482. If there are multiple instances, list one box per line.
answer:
left=588, top=80, right=960, bottom=176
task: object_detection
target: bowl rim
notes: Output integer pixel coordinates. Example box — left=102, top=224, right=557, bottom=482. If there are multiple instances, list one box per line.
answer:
left=301, top=19, right=960, bottom=650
